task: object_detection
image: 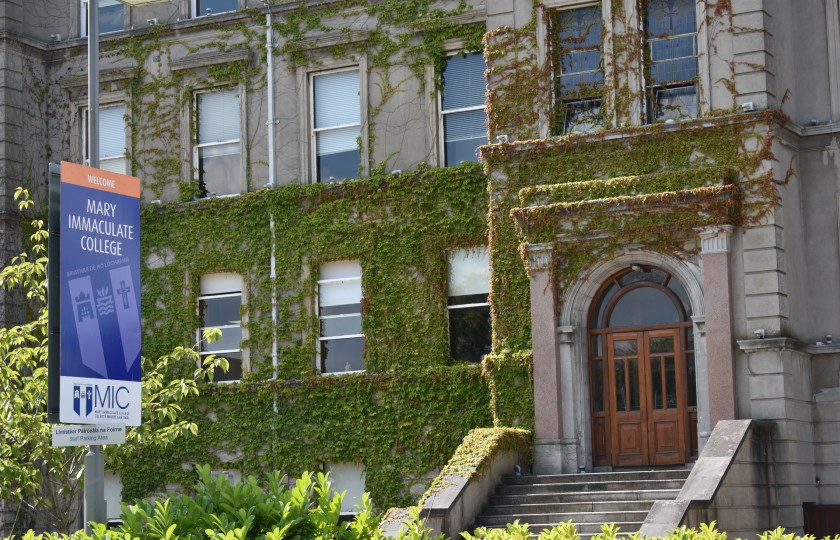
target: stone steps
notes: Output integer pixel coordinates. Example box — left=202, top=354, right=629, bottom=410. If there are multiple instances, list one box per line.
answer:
left=470, top=469, right=690, bottom=538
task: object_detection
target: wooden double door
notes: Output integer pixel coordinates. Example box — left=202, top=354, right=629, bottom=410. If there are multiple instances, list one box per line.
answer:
left=607, top=328, right=687, bottom=467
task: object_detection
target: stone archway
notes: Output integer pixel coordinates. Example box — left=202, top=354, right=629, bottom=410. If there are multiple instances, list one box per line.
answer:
left=526, top=246, right=709, bottom=473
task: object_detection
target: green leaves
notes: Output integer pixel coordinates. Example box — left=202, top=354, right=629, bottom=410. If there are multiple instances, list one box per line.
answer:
left=0, top=191, right=226, bottom=533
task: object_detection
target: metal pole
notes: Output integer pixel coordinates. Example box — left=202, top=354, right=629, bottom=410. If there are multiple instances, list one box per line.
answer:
left=88, top=0, right=99, bottom=169
left=84, top=1, right=106, bottom=533
left=84, top=446, right=105, bottom=532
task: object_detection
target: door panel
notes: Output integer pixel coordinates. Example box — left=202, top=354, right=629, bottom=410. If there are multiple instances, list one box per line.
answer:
left=605, top=329, right=686, bottom=467
left=646, top=330, right=685, bottom=465
left=607, top=334, right=648, bottom=466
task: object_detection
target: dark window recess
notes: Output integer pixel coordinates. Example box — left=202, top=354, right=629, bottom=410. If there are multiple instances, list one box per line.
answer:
left=448, top=304, right=491, bottom=363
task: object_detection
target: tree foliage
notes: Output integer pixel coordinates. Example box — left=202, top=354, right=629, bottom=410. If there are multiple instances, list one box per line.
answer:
left=0, top=188, right=225, bottom=533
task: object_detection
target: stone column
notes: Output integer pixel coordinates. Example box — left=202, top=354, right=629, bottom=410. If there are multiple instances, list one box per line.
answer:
left=526, top=244, right=566, bottom=474
left=699, top=225, right=736, bottom=428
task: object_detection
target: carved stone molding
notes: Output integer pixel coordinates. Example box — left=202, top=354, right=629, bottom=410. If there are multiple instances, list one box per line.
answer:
left=698, top=225, right=733, bottom=255
left=692, top=315, right=706, bottom=336
left=557, top=325, right=575, bottom=344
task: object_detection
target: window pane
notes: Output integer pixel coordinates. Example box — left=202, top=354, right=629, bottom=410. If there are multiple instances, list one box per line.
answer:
left=553, top=7, right=603, bottom=88
left=321, top=314, right=362, bottom=337
left=442, top=52, right=486, bottom=111
left=314, top=70, right=360, bottom=128
left=443, top=109, right=486, bottom=165
left=562, top=99, right=603, bottom=134
left=590, top=281, right=618, bottom=328
left=448, top=294, right=488, bottom=307
left=321, top=337, right=364, bottom=373
left=321, top=260, right=362, bottom=280
left=198, top=91, right=240, bottom=143
left=592, top=359, right=604, bottom=412
left=591, top=334, right=601, bottom=357
left=99, top=0, right=124, bottom=33
left=651, top=357, right=663, bottom=409
left=448, top=247, right=489, bottom=297
left=649, top=336, right=674, bottom=354
left=448, top=304, right=491, bottom=363
left=200, top=295, right=241, bottom=327
left=685, top=327, right=695, bottom=351
left=202, top=326, right=242, bottom=353
left=649, top=56, right=698, bottom=85
left=99, top=157, right=126, bottom=175
left=687, top=352, right=697, bottom=407
left=608, top=287, right=680, bottom=328
left=614, top=359, right=626, bottom=411
left=664, top=355, right=677, bottom=409
left=199, top=143, right=241, bottom=196
left=209, top=351, right=242, bottom=382
left=646, top=0, right=696, bottom=36
left=197, top=0, right=237, bottom=16
left=556, top=6, right=602, bottom=48
left=669, top=277, right=692, bottom=318
left=628, top=358, right=640, bottom=411
left=650, top=35, right=696, bottom=62
left=612, top=339, right=637, bottom=357
left=618, top=267, right=667, bottom=287
left=100, top=105, right=125, bottom=158
left=319, top=279, right=362, bottom=307
left=200, top=273, right=243, bottom=296
left=652, top=85, right=697, bottom=121
left=316, top=134, right=359, bottom=181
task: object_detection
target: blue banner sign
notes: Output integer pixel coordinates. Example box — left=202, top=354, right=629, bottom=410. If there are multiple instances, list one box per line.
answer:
left=60, top=162, right=141, bottom=426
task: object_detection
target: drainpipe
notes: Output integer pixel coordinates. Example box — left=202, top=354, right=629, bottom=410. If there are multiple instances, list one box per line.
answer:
left=264, top=3, right=280, bottom=421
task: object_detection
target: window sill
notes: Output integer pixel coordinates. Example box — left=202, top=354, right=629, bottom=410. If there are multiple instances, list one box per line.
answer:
left=319, top=369, right=366, bottom=377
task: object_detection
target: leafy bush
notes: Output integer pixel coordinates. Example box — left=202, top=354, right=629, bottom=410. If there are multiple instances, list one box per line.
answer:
left=4, top=466, right=440, bottom=540
left=5, top=471, right=840, bottom=540
left=461, top=521, right=840, bottom=540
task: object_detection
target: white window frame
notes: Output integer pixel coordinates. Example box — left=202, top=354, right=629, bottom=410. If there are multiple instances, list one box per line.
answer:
left=309, top=67, right=362, bottom=183
left=80, top=0, right=126, bottom=38
left=193, top=88, right=242, bottom=198
left=316, top=261, right=364, bottom=375
left=82, top=103, right=128, bottom=174
left=438, top=52, right=488, bottom=167
left=191, top=0, right=238, bottom=18
left=198, top=274, right=244, bottom=383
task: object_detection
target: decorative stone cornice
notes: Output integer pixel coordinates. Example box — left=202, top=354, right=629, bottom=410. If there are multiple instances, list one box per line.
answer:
left=525, top=243, right=553, bottom=272
left=698, top=224, right=733, bottom=254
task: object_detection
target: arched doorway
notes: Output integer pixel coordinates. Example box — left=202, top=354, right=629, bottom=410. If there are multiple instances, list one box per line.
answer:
left=589, top=265, right=698, bottom=467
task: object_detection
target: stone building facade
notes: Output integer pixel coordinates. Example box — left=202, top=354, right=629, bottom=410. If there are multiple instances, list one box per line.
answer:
left=1, top=0, right=840, bottom=535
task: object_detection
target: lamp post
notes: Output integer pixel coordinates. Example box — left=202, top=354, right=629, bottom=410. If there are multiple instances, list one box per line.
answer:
left=83, top=1, right=169, bottom=531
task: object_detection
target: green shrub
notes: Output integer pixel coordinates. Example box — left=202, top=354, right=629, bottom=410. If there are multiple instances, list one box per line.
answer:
left=461, top=521, right=840, bottom=540
left=4, top=466, right=440, bottom=540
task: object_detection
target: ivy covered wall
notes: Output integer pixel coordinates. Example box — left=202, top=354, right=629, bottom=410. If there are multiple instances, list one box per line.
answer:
left=37, top=0, right=788, bottom=513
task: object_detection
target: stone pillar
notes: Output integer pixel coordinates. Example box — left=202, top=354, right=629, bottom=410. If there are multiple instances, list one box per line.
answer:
left=699, top=225, right=736, bottom=428
left=526, top=244, right=566, bottom=474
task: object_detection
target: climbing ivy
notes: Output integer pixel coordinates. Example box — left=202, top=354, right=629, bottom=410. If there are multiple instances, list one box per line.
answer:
left=43, top=0, right=790, bottom=516
left=122, top=163, right=493, bottom=507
